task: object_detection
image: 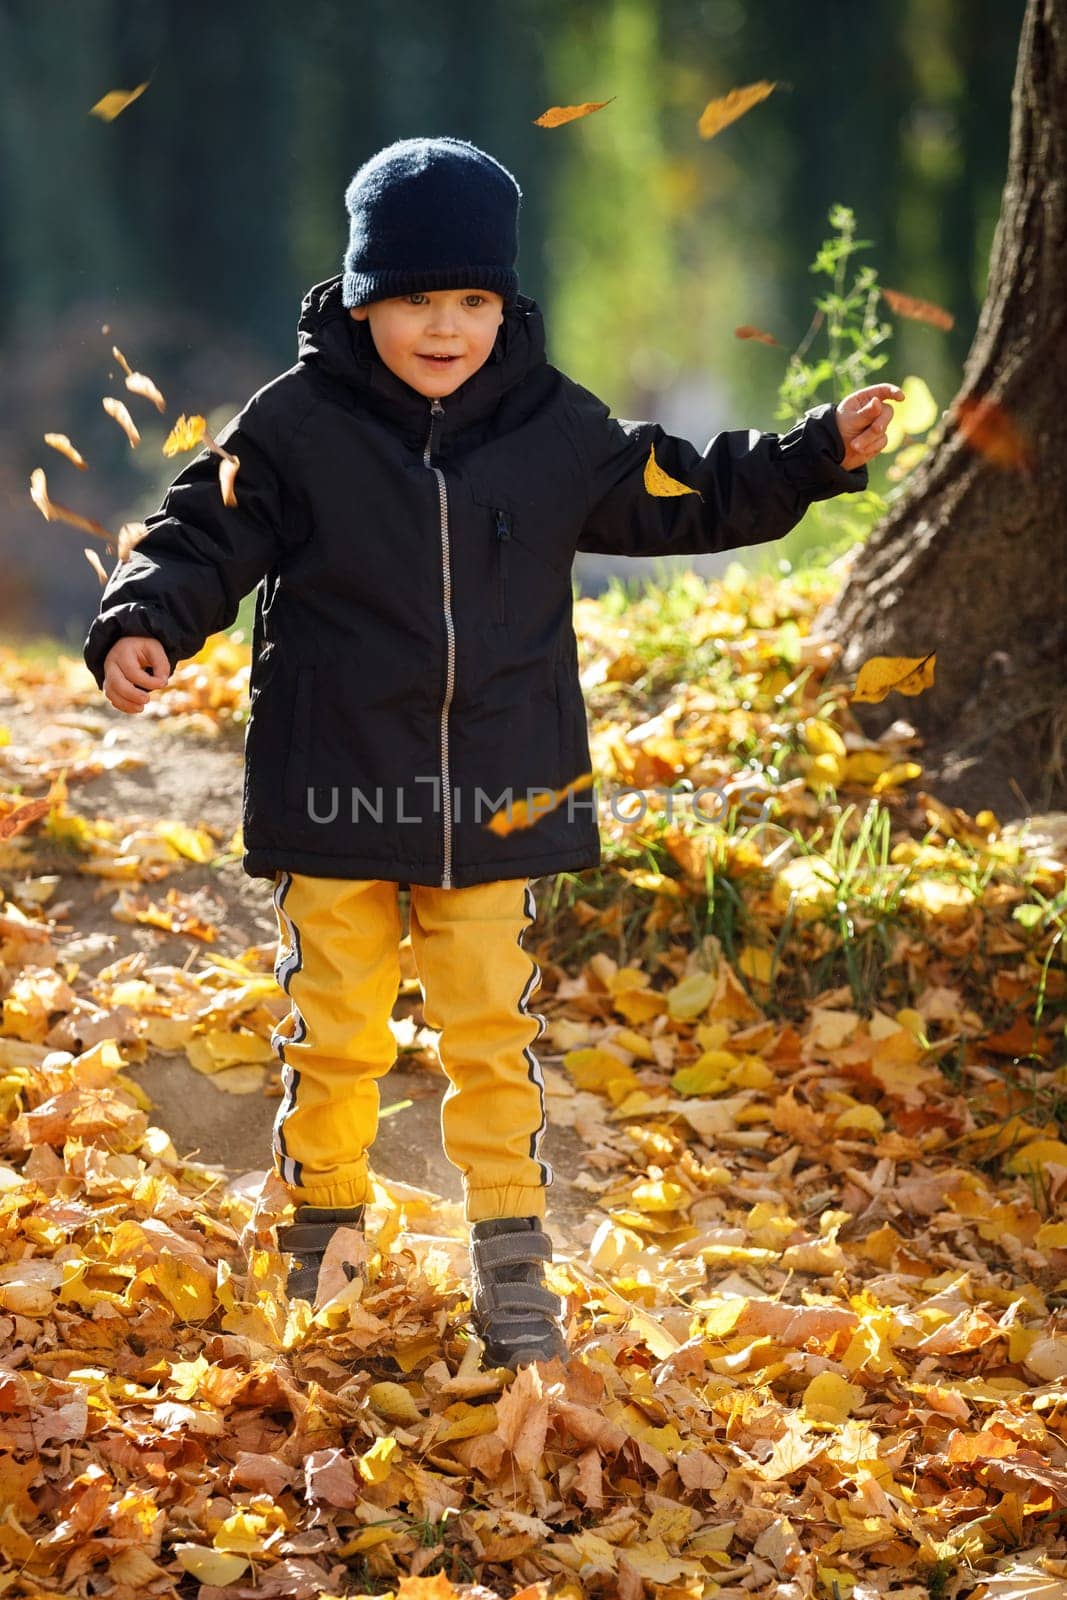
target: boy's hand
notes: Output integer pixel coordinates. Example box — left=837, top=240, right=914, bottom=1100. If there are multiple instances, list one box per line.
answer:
left=833, top=384, right=906, bottom=471
left=102, top=635, right=171, bottom=713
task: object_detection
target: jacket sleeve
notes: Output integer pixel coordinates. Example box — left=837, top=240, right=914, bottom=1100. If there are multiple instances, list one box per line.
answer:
left=82, top=393, right=304, bottom=692
left=564, top=379, right=869, bottom=560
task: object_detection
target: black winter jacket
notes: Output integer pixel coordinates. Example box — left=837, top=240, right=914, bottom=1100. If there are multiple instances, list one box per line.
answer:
left=83, top=274, right=868, bottom=889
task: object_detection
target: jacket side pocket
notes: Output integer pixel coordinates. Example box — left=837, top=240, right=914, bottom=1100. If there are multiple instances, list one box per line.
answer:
left=283, top=665, right=315, bottom=813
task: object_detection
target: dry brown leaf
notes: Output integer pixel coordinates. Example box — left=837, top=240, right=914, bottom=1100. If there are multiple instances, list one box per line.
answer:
left=219, top=454, right=240, bottom=508
left=117, top=521, right=149, bottom=564
left=533, top=98, right=616, bottom=128
left=881, top=286, right=955, bottom=332
left=127, top=372, right=167, bottom=412
left=1, top=546, right=1065, bottom=1597
left=102, top=397, right=141, bottom=448
left=952, top=393, right=1033, bottom=472
left=112, top=350, right=166, bottom=412
left=735, top=324, right=780, bottom=346
left=29, top=467, right=115, bottom=544
left=83, top=547, right=109, bottom=586
left=44, top=433, right=88, bottom=469
left=698, top=80, right=777, bottom=139
left=0, top=796, right=53, bottom=840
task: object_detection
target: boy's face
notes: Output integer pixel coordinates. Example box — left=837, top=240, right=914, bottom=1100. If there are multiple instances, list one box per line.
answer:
left=349, top=288, right=505, bottom=398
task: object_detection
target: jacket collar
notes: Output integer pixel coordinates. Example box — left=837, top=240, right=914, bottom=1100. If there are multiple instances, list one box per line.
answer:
left=296, top=274, right=546, bottom=447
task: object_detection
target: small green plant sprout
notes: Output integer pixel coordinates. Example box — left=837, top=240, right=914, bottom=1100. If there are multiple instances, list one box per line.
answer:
left=775, top=205, right=943, bottom=480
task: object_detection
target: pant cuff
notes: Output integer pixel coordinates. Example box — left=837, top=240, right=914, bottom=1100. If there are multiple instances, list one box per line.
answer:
left=282, top=1174, right=371, bottom=1209
left=464, top=1183, right=548, bottom=1224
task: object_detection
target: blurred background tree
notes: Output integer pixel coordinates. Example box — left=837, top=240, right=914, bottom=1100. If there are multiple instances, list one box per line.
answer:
left=0, top=0, right=1024, bottom=644
left=818, top=0, right=1067, bottom=817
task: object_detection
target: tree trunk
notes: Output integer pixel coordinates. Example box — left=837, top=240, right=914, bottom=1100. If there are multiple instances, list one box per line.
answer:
left=815, top=0, right=1067, bottom=820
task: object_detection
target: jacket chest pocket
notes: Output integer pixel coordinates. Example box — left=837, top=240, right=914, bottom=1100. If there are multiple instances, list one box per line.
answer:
left=468, top=477, right=569, bottom=628
left=467, top=479, right=519, bottom=625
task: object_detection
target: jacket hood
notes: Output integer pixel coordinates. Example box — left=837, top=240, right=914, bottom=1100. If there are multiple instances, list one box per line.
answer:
left=295, top=273, right=547, bottom=441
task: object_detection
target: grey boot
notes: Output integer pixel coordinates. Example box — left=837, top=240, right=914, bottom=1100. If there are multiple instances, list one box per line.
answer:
left=469, top=1216, right=570, bottom=1369
left=276, top=1203, right=366, bottom=1301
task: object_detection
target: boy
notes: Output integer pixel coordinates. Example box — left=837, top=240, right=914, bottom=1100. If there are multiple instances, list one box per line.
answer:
left=83, top=136, right=901, bottom=1370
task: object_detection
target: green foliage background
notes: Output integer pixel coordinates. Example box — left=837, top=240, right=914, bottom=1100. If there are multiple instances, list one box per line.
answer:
left=0, top=0, right=1025, bottom=644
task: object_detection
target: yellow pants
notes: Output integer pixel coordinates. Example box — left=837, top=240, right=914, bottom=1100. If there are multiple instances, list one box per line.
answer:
left=269, top=870, right=553, bottom=1222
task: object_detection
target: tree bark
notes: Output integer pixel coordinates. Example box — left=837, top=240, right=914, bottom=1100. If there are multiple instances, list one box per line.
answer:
left=816, top=0, right=1067, bottom=820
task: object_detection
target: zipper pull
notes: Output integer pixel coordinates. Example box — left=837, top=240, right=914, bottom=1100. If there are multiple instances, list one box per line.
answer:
left=495, top=510, right=512, bottom=541
left=424, top=398, right=445, bottom=464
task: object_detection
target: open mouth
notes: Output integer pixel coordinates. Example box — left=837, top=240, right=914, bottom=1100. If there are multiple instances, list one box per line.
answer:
left=419, top=354, right=459, bottom=364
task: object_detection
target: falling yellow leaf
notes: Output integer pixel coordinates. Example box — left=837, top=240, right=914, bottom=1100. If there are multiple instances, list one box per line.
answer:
left=533, top=98, right=616, bottom=127
left=698, top=80, right=777, bottom=139
left=883, top=375, right=939, bottom=452
left=486, top=771, right=594, bottom=836
left=89, top=82, right=150, bottom=121
left=644, top=442, right=702, bottom=500
left=853, top=652, right=936, bottom=703
left=102, top=397, right=141, bottom=448
left=163, top=414, right=207, bottom=455
left=44, top=433, right=88, bottom=469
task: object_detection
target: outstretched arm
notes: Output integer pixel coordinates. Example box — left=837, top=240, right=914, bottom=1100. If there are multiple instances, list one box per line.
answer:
left=566, top=380, right=902, bottom=561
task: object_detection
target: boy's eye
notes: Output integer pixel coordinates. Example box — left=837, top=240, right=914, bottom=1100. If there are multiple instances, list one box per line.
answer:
left=405, top=293, right=486, bottom=307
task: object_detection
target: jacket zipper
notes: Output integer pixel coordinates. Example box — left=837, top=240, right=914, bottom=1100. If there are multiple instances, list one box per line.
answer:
left=494, top=509, right=512, bottom=624
left=423, top=398, right=455, bottom=888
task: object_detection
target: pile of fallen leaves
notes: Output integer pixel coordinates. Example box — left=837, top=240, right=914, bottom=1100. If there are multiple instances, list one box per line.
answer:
left=1, top=564, right=1066, bottom=1600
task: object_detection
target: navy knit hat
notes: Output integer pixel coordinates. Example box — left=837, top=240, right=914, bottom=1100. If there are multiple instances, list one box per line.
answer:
left=341, top=136, right=522, bottom=310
